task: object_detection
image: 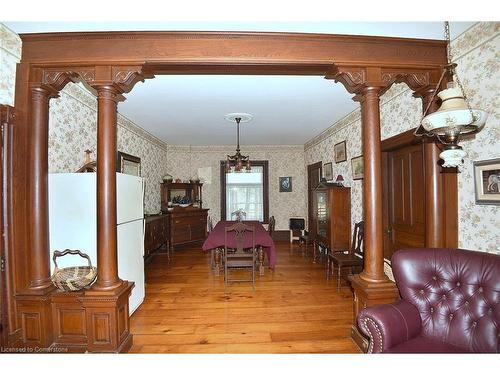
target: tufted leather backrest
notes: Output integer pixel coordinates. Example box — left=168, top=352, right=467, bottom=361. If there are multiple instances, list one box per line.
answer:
left=392, top=248, right=500, bottom=353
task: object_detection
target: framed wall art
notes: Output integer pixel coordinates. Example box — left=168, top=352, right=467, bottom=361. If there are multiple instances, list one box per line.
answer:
left=473, top=158, right=500, bottom=205
left=279, top=177, right=292, bottom=192
left=334, top=141, right=347, bottom=163
left=117, top=151, right=141, bottom=176
left=351, top=155, right=364, bottom=180
left=323, top=162, right=333, bottom=181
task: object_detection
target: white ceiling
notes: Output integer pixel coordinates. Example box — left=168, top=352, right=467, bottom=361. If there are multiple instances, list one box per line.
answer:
left=5, top=22, right=476, bottom=146
left=118, top=75, right=358, bottom=145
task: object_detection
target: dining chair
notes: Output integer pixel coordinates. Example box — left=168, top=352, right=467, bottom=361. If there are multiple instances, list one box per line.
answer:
left=224, top=222, right=257, bottom=290
left=298, top=230, right=311, bottom=257
left=327, top=221, right=364, bottom=290
left=268, top=215, right=276, bottom=238
left=207, top=216, right=217, bottom=269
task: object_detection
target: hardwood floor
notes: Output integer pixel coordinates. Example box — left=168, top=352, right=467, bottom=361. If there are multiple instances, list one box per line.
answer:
left=129, top=242, right=361, bottom=353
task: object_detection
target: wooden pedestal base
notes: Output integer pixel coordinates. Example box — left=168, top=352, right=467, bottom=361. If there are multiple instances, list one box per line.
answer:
left=14, top=281, right=134, bottom=353
left=348, top=274, right=399, bottom=353
left=82, top=281, right=134, bottom=353
left=15, top=285, right=56, bottom=349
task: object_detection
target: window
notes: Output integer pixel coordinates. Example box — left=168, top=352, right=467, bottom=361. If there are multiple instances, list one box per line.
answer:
left=220, top=160, right=269, bottom=223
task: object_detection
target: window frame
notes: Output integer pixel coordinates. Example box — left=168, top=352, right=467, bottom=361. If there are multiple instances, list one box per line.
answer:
left=220, top=160, right=269, bottom=224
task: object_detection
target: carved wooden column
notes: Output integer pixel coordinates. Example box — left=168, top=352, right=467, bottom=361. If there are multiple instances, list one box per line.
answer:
left=348, top=85, right=399, bottom=351
left=92, top=85, right=122, bottom=291
left=358, top=86, right=387, bottom=283
left=326, top=65, right=401, bottom=352
left=28, top=86, right=57, bottom=291
left=420, top=88, right=444, bottom=248
left=15, top=84, right=58, bottom=349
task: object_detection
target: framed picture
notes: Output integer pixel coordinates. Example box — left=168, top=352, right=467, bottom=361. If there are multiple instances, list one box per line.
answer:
left=279, top=177, right=292, bottom=192
left=473, top=158, right=500, bottom=205
left=351, top=155, right=364, bottom=180
left=323, top=162, right=333, bottom=181
left=117, top=151, right=141, bottom=176
left=334, top=141, right=347, bottom=163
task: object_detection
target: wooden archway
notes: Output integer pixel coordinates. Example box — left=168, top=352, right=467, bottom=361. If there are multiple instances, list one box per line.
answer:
left=7, top=31, right=454, bottom=352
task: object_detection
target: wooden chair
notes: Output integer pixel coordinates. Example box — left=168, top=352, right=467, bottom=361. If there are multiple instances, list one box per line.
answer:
left=268, top=215, right=276, bottom=238
left=224, top=222, right=257, bottom=290
left=327, top=221, right=364, bottom=290
left=298, top=230, right=311, bottom=257
left=207, top=216, right=217, bottom=269
left=208, top=216, right=214, bottom=232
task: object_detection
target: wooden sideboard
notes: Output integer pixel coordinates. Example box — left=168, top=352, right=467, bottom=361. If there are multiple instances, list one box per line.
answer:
left=144, top=214, right=169, bottom=260
left=164, top=208, right=209, bottom=250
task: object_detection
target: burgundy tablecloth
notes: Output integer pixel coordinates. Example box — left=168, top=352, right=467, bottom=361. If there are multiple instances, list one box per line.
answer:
left=202, top=220, right=277, bottom=268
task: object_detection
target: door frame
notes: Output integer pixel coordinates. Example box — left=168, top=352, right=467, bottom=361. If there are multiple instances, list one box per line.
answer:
left=381, top=128, right=458, bottom=261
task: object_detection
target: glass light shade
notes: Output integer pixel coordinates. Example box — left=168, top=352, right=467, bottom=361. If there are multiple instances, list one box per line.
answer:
left=439, top=148, right=468, bottom=168
left=421, top=87, right=488, bottom=136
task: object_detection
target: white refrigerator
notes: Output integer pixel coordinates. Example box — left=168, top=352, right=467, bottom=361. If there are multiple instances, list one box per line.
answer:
left=48, top=172, right=145, bottom=314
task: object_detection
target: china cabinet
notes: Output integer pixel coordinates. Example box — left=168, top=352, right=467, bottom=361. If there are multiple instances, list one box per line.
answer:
left=312, top=182, right=351, bottom=256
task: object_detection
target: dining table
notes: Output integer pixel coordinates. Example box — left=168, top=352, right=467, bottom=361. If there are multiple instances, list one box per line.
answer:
left=202, top=220, right=277, bottom=276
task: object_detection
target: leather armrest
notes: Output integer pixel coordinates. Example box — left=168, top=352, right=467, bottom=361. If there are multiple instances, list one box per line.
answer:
left=357, top=300, right=422, bottom=353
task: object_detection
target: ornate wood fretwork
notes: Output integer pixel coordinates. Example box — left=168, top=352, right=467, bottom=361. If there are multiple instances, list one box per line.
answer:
left=38, top=65, right=153, bottom=100
left=111, top=65, right=154, bottom=94
left=41, top=67, right=95, bottom=93
left=325, top=65, right=368, bottom=94
left=325, top=64, right=441, bottom=97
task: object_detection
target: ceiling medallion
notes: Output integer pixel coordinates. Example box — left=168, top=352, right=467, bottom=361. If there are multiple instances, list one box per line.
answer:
left=224, top=113, right=253, bottom=173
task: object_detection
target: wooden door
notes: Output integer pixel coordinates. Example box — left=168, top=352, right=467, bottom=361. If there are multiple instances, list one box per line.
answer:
left=307, top=162, right=322, bottom=233
left=384, top=144, right=425, bottom=259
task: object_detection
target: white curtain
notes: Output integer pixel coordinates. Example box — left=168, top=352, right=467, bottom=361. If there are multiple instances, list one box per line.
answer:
left=226, top=166, right=264, bottom=221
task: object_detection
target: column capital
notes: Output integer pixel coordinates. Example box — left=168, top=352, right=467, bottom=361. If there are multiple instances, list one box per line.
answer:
left=92, top=84, right=123, bottom=102
left=90, top=65, right=153, bottom=101
left=353, top=86, right=384, bottom=103
left=29, top=84, right=60, bottom=101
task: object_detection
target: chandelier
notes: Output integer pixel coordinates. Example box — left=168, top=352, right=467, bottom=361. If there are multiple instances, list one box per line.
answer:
left=224, top=113, right=253, bottom=173
left=415, top=21, right=488, bottom=168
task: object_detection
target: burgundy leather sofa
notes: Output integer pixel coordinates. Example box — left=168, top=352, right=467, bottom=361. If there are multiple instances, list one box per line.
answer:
left=358, top=248, right=500, bottom=353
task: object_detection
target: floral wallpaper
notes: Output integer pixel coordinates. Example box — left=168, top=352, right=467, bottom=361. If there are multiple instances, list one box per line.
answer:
left=304, top=114, right=364, bottom=233
left=0, top=23, right=21, bottom=106
left=304, top=21, right=500, bottom=281
left=1, top=22, right=498, bottom=254
left=48, top=82, right=169, bottom=213
left=0, top=24, right=170, bottom=213
left=167, top=145, right=307, bottom=231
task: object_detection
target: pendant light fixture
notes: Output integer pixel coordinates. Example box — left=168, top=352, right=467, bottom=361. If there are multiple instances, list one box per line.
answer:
left=224, top=113, right=253, bottom=173
left=415, top=21, right=488, bottom=168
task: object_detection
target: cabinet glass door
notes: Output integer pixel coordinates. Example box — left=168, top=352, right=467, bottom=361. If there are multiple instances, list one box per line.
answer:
left=316, top=191, right=327, bottom=237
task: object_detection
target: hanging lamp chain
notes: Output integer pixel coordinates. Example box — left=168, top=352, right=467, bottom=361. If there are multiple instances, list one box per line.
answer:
left=236, top=117, right=241, bottom=152
left=445, top=21, right=475, bottom=119
left=417, top=21, right=476, bottom=137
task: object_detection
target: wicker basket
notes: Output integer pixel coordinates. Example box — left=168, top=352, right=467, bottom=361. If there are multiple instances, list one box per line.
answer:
left=51, top=249, right=97, bottom=292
